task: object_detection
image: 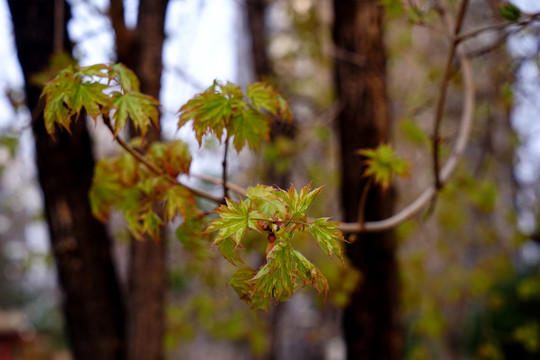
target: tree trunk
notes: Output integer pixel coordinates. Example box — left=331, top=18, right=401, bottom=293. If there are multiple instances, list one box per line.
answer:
left=246, top=0, right=273, bottom=81
left=332, top=1, right=401, bottom=359
left=110, top=1, right=169, bottom=359
left=8, top=1, right=126, bottom=359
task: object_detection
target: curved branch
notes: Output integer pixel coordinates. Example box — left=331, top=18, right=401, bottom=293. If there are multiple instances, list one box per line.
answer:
left=339, top=23, right=475, bottom=233
left=432, top=0, right=469, bottom=189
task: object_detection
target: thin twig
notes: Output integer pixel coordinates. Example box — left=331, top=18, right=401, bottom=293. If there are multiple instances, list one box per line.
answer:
left=456, top=14, right=540, bottom=43
left=222, top=135, right=230, bottom=201
left=103, top=117, right=223, bottom=203
left=432, top=0, right=469, bottom=190
left=356, top=176, right=373, bottom=231
left=339, top=9, right=476, bottom=233
left=189, top=173, right=247, bottom=196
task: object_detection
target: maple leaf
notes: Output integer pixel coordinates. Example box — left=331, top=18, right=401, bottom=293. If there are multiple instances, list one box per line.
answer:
left=111, top=63, right=140, bottom=92
left=165, top=140, right=192, bottom=176
left=251, top=243, right=297, bottom=304
left=112, top=91, right=160, bottom=136
left=230, top=109, right=270, bottom=152
left=161, top=185, right=195, bottom=221
left=89, top=160, right=126, bottom=222
left=229, top=267, right=258, bottom=304
left=77, top=64, right=109, bottom=79
left=141, top=210, right=163, bottom=241
left=358, top=144, right=410, bottom=190
left=117, top=153, right=139, bottom=186
left=71, top=82, right=111, bottom=119
left=279, top=184, right=323, bottom=219
left=206, top=198, right=262, bottom=246
left=245, top=184, right=287, bottom=219
left=146, top=142, right=168, bottom=169
left=217, top=237, right=244, bottom=266
left=291, top=250, right=329, bottom=297
left=178, top=92, right=231, bottom=145
left=246, top=82, right=291, bottom=122
left=309, top=218, right=346, bottom=264
left=43, top=90, right=72, bottom=136
left=219, top=81, right=243, bottom=98
left=41, top=69, right=78, bottom=136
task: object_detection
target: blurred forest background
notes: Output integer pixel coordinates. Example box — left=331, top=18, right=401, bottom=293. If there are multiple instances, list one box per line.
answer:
left=1, top=0, right=540, bottom=359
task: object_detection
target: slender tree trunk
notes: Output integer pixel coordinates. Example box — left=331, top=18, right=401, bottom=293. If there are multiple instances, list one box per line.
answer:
left=110, top=1, right=169, bottom=359
left=8, top=1, right=126, bottom=359
left=332, top=1, right=401, bottom=359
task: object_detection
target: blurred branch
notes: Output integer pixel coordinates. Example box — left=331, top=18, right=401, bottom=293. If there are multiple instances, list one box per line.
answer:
left=457, top=13, right=540, bottom=43
left=189, top=173, right=247, bottom=196
left=339, top=3, right=475, bottom=233
left=165, top=64, right=205, bottom=90
left=432, top=0, right=469, bottom=190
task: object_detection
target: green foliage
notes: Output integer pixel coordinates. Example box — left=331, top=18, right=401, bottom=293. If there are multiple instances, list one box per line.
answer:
left=498, top=4, right=521, bottom=22
left=41, top=63, right=344, bottom=312
left=178, top=81, right=291, bottom=152
left=381, top=0, right=404, bottom=18
left=359, top=144, right=410, bottom=190
left=89, top=140, right=195, bottom=241
left=206, top=184, right=346, bottom=310
left=40, top=63, right=159, bottom=138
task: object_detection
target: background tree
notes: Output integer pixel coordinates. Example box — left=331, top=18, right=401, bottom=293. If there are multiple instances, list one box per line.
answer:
left=332, top=0, right=400, bottom=358
left=3, top=0, right=540, bottom=359
left=109, top=1, right=169, bottom=358
left=7, top=1, right=125, bottom=359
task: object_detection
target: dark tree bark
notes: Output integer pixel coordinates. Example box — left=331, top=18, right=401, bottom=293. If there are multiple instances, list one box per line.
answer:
left=332, top=1, right=401, bottom=359
left=109, top=1, right=169, bottom=359
left=8, top=1, right=126, bottom=359
left=246, top=0, right=273, bottom=81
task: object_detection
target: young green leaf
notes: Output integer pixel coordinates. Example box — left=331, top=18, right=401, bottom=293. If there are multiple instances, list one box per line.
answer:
left=217, top=237, right=245, bottom=266
left=111, top=92, right=160, bottom=136
left=279, top=184, right=323, bottom=218
left=247, top=82, right=292, bottom=122
left=71, top=82, right=110, bottom=119
left=498, top=3, right=521, bottom=22
left=141, top=210, right=163, bottom=241
left=245, top=184, right=286, bottom=219
left=230, top=109, right=270, bottom=151
left=291, top=250, right=329, bottom=297
left=206, top=199, right=262, bottom=246
left=309, top=218, right=345, bottom=264
left=166, top=140, right=192, bottom=176
left=116, top=153, right=139, bottom=186
left=111, top=63, right=140, bottom=92
left=359, top=144, right=410, bottom=190
left=161, top=185, right=195, bottom=221
left=78, top=64, right=109, bottom=79
left=43, top=90, right=73, bottom=136
left=229, top=267, right=258, bottom=304
left=178, top=92, right=230, bottom=145
left=251, top=243, right=297, bottom=305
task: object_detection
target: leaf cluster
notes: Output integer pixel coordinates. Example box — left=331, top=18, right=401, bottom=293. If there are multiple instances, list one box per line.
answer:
left=89, top=139, right=196, bottom=241
left=41, top=62, right=347, bottom=311
left=206, top=184, right=346, bottom=310
left=178, top=81, right=292, bottom=152
left=40, top=63, right=159, bottom=138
